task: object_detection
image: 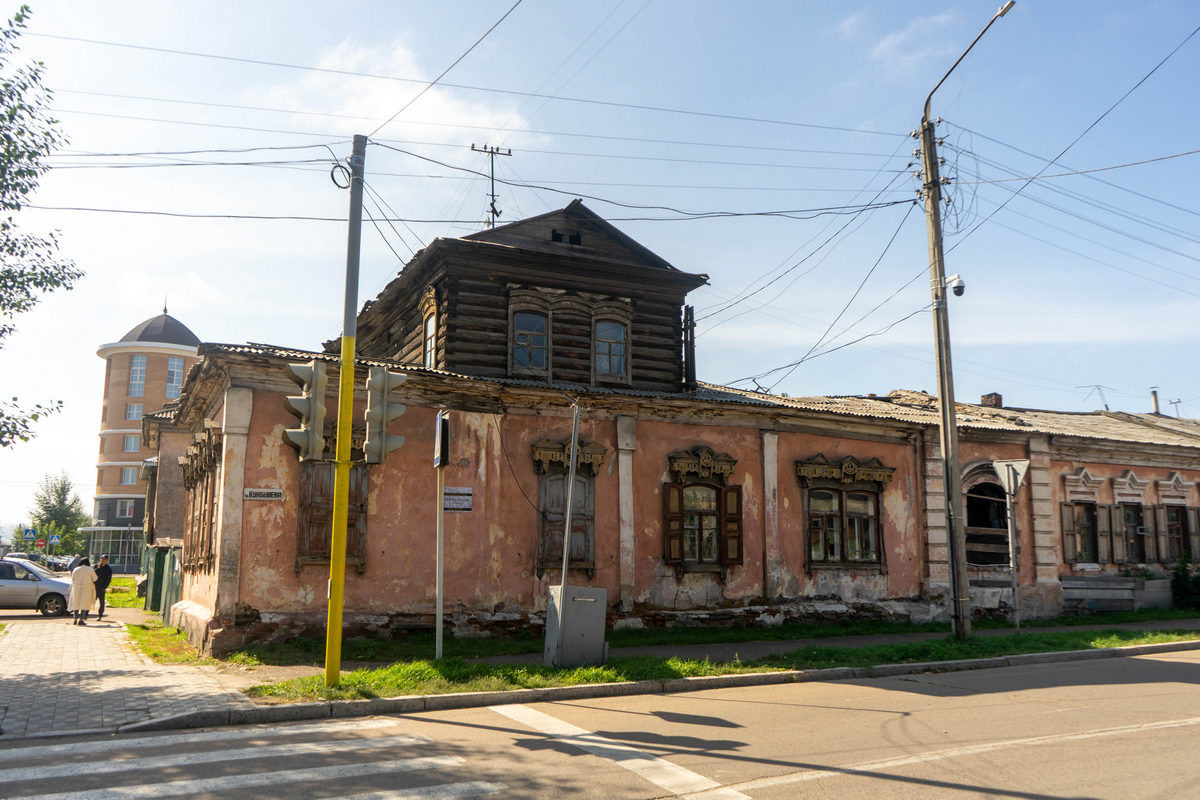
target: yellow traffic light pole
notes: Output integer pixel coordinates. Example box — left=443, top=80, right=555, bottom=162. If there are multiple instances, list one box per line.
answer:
left=326, top=134, right=367, bottom=687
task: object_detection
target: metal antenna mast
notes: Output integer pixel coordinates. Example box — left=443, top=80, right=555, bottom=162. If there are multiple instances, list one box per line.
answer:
left=471, top=143, right=512, bottom=228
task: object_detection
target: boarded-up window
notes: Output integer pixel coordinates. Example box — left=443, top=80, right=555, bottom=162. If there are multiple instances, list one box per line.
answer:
left=297, top=462, right=368, bottom=572
left=965, top=482, right=1010, bottom=566
left=537, top=472, right=594, bottom=575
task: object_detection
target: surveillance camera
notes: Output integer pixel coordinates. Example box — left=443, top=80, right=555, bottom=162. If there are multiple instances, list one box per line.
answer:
left=946, top=274, right=965, bottom=297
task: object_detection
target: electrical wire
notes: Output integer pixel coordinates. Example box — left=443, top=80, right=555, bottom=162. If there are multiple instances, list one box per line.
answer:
left=764, top=202, right=918, bottom=391
left=952, top=147, right=1200, bottom=184
left=370, top=140, right=911, bottom=219
left=946, top=22, right=1200, bottom=254
left=945, top=121, right=1200, bottom=220
left=53, top=88, right=907, bottom=160
left=369, top=0, right=523, bottom=137
left=29, top=30, right=905, bottom=137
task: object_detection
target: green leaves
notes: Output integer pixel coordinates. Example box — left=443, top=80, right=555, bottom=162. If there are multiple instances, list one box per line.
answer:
left=0, top=7, right=81, bottom=448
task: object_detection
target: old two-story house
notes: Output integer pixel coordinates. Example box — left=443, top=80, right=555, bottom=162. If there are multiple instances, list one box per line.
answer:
left=144, top=202, right=1200, bottom=654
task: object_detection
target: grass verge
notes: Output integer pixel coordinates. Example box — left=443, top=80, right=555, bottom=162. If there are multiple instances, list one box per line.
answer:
left=223, top=608, right=1200, bottom=667
left=243, top=627, right=1200, bottom=704
left=104, top=576, right=144, bottom=609
left=124, top=620, right=216, bottom=665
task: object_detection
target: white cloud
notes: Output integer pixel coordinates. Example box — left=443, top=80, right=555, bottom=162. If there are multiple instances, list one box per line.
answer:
left=869, top=11, right=960, bottom=76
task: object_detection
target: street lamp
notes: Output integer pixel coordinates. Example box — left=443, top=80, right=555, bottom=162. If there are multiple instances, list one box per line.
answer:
left=918, top=1, right=1014, bottom=640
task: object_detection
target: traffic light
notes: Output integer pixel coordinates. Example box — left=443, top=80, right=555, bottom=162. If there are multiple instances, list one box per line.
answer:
left=283, top=360, right=328, bottom=460
left=364, top=366, right=407, bottom=464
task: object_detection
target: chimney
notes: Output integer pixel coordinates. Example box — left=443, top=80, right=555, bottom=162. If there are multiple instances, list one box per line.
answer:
left=1151, top=389, right=1160, bottom=414
left=980, top=392, right=1003, bottom=408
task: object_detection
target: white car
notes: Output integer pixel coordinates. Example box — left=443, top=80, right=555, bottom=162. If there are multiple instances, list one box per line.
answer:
left=0, top=557, right=71, bottom=616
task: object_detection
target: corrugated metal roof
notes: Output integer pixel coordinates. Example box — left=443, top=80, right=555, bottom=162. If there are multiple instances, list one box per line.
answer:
left=199, top=342, right=1200, bottom=450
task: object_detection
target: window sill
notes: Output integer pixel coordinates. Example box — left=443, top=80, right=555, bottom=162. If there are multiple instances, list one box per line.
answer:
left=807, top=562, right=886, bottom=573
left=295, top=555, right=365, bottom=575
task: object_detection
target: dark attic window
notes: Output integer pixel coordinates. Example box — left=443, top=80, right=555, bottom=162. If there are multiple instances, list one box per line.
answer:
left=551, top=228, right=582, bottom=245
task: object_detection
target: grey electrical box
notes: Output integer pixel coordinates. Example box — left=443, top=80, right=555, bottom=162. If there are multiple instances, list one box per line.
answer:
left=544, top=586, right=608, bottom=667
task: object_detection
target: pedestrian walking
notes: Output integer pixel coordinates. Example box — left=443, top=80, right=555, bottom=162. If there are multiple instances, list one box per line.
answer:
left=94, top=554, right=113, bottom=621
left=68, top=557, right=97, bottom=625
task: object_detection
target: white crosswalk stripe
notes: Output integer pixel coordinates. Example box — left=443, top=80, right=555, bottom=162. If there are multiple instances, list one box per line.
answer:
left=0, top=733, right=431, bottom=782
left=0, top=718, right=398, bottom=763
left=15, top=757, right=464, bottom=800
left=5, top=719, right=505, bottom=800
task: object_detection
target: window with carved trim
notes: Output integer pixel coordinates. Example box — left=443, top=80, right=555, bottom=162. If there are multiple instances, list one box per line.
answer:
left=662, top=446, right=743, bottom=571
left=531, top=437, right=605, bottom=576
left=594, top=320, right=627, bottom=381
left=422, top=313, right=437, bottom=369
left=797, top=455, right=893, bottom=569
left=512, top=311, right=548, bottom=374
left=181, top=428, right=222, bottom=571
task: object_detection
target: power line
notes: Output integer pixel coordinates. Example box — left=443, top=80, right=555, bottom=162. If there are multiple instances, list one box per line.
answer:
left=51, top=108, right=910, bottom=174
left=54, top=88, right=907, bottom=160
left=945, top=121, right=1200, bottom=220
left=369, top=0, right=523, bottom=137
left=947, top=22, right=1200, bottom=253
left=369, top=141, right=912, bottom=219
left=952, top=147, right=1200, bottom=184
left=25, top=204, right=476, bottom=223
left=28, top=30, right=904, bottom=136
left=765, top=202, right=918, bottom=391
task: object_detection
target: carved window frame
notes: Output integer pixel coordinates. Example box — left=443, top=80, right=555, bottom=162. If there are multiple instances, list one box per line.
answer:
left=508, top=289, right=552, bottom=379
left=531, top=438, right=606, bottom=577
left=796, top=455, right=894, bottom=572
left=663, top=446, right=743, bottom=573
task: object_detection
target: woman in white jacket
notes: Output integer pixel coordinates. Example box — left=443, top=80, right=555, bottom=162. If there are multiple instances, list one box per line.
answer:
left=68, top=557, right=97, bottom=626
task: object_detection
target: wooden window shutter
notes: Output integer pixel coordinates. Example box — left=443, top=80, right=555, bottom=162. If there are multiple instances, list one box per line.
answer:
left=299, top=462, right=334, bottom=559
left=1154, top=505, right=1169, bottom=563
left=1096, top=502, right=1111, bottom=563
left=720, top=484, right=744, bottom=566
left=1142, top=506, right=1158, bottom=562
left=347, top=464, right=368, bottom=561
left=1187, top=507, right=1200, bottom=561
left=1106, top=505, right=1126, bottom=563
left=1061, top=503, right=1077, bottom=563
left=663, top=482, right=684, bottom=565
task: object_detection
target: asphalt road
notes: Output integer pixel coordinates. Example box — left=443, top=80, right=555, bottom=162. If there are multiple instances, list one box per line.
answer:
left=5, top=650, right=1199, bottom=799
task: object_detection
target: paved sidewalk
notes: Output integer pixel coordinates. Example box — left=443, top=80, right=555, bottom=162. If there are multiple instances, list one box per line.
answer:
left=0, top=608, right=254, bottom=740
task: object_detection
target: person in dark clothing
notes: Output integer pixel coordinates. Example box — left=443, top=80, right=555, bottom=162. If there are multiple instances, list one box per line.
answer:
left=94, top=555, right=113, bottom=621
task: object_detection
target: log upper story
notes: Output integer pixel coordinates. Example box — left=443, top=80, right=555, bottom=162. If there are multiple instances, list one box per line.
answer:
left=350, top=200, right=709, bottom=393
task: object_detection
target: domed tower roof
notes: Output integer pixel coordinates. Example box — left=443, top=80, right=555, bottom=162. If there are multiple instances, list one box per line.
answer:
left=119, top=312, right=200, bottom=347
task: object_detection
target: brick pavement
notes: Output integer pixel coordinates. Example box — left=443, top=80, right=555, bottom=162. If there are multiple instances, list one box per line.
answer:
left=0, top=610, right=254, bottom=740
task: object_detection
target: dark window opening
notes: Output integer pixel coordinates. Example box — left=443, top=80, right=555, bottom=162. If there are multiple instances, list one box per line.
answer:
left=965, top=482, right=1010, bottom=566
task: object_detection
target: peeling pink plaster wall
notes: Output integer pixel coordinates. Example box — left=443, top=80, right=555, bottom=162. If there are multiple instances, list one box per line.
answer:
left=776, top=431, right=923, bottom=600
left=180, top=396, right=225, bottom=613
left=1049, top=457, right=1200, bottom=576
left=631, top=420, right=763, bottom=609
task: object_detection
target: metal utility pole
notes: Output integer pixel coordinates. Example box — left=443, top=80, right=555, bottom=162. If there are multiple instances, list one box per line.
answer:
left=919, top=0, right=1014, bottom=640
left=470, top=143, right=512, bottom=228
left=325, top=133, right=367, bottom=687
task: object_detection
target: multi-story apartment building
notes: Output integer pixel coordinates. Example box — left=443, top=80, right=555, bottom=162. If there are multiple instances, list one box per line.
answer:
left=82, top=310, right=199, bottom=572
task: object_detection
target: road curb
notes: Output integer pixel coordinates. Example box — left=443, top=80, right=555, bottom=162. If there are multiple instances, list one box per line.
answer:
left=93, top=636, right=1200, bottom=737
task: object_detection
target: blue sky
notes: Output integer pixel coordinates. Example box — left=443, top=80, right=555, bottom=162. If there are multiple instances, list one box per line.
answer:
left=2, top=0, right=1199, bottom=523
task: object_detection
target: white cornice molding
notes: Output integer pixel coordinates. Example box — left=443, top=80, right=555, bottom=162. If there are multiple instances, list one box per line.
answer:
left=97, top=341, right=199, bottom=360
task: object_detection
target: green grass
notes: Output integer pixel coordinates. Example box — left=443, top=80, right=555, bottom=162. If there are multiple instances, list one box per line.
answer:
left=222, top=608, right=1200, bottom=667
left=246, top=654, right=762, bottom=703
left=124, top=621, right=216, bottom=665
left=244, top=627, right=1200, bottom=703
left=104, top=577, right=144, bottom=609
